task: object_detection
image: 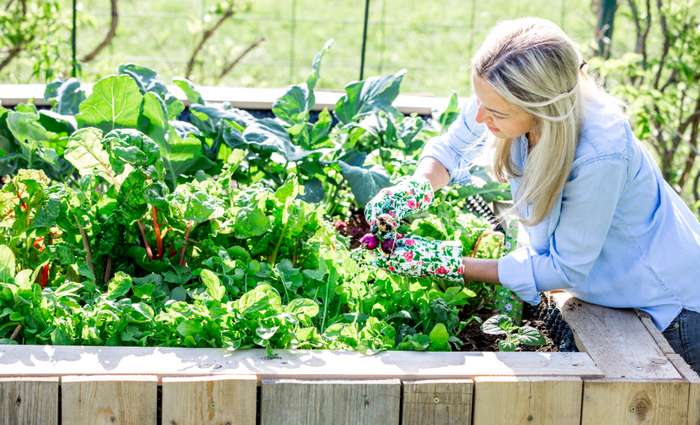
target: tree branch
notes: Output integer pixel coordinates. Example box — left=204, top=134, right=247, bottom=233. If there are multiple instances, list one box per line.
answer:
left=678, top=113, right=699, bottom=190
left=0, top=46, right=22, bottom=73
left=185, top=2, right=235, bottom=79
left=640, top=0, right=652, bottom=68
left=81, top=0, right=119, bottom=62
left=652, top=0, right=671, bottom=89
left=217, top=36, right=265, bottom=82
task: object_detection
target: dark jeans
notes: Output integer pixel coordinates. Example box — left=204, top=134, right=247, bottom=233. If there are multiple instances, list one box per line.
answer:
left=662, top=309, right=700, bottom=373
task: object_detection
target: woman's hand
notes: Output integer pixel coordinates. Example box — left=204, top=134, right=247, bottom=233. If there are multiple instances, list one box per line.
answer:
left=369, top=235, right=465, bottom=282
left=364, top=176, right=435, bottom=235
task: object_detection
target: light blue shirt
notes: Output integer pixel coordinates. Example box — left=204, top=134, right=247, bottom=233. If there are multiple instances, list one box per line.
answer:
left=421, top=94, right=700, bottom=331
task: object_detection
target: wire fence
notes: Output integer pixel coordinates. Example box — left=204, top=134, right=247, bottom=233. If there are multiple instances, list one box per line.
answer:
left=8, top=0, right=605, bottom=96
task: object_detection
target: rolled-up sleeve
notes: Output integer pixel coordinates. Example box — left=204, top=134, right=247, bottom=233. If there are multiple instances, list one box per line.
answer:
left=420, top=96, right=488, bottom=185
left=498, top=155, right=629, bottom=304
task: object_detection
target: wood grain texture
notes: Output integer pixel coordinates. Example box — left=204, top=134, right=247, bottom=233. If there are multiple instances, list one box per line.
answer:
left=636, top=310, right=677, bottom=355
left=0, top=377, right=58, bottom=425
left=0, top=345, right=602, bottom=379
left=260, top=379, right=400, bottom=425
left=668, top=354, right=700, bottom=425
left=582, top=379, right=690, bottom=425
left=550, top=292, right=680, bottom=379
left=162, top=375, right=257, bottom=425
left=472, top=376, right=582, bottom=425
left=402, top=380, right=473, bottom=425
left=61, top=375, right=157, bottom=425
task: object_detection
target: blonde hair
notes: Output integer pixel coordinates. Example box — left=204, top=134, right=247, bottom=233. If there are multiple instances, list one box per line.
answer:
left=472, top=17, right=590, bottom=226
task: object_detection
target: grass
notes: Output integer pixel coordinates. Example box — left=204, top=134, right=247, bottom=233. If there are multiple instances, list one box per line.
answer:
left=0, top=0, right=630, bottom=97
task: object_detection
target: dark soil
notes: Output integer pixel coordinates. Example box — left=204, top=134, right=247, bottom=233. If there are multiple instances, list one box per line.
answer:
left=458, top=294, right=567, bottom=352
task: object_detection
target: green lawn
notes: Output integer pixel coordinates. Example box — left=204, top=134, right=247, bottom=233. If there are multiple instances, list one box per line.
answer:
left=5, top=0, right=638, bottom=97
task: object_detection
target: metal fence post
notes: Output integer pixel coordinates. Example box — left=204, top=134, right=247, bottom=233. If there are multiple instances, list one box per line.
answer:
left=71, top=0, right=78, bottom=77
left=359, top=0, right=370, bottom=80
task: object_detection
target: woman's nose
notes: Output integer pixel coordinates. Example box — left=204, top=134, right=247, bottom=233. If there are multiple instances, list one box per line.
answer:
left=475, top=105, right=487, bottom=123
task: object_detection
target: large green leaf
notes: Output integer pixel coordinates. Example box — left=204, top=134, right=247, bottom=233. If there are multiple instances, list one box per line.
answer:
left=200, top=269, right=225, bottom=301
left=234, top=205, right=270, bottom=238
left=189, top=104, right=253, bottom=136
left=438, top=92, right=460, bottom=131
left=76, top=75, right=143, bottom=132
left=44, top=78, right=86, bottom=115
left=138, top=91, right=169, bottom=146
left=305, top=39, right=334, bottom=110
left=38, top=110, right=76, bottom=137
left=6, top=111, right=58, bottom=146
left=64, top=127, right=116, bottom=185
left=170, top=185, right=225, bottom=225
left=106, top=272, right=133, bottom=300
left=0, top=245, right=15, bottom=282
left=243, top=118, right=317, bottom=161
left=272, top=85, right=307, bottom=125
left=118, top=170, right=149, bottom=224
left=480, top=315, right=512, bottom=336
left=517, top=326, right=545, bottom=346
left=173, top=77, right=204, bottom=104
left=286, top=298, right=319, bottom=321
left=334, top=70, right=406, bottom=124
left=103, top=128, right=161, bottom=172
left=337, top=161, right=391, bottom=207
left=428, top=323, right=450, bottom=351
left=118, top=64, right=184, bottom=119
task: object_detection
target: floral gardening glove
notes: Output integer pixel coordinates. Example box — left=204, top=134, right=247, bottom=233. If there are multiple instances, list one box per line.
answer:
left=364, top=176, right=434, bottom=235
left=367, top=234, right=464, bottom=283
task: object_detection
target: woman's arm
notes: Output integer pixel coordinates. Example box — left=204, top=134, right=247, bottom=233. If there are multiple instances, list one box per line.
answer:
left=414, top=157, right=450, bottom=191
left=413, top=159, right=502, bottom=284
left=462, top=257, right=500, bottom=284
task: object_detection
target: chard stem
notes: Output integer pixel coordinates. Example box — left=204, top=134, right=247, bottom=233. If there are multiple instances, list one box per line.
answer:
left=179, top=221, right=194, bottom=266
left=151, top=206, right=163, bottom=259
left=137, top=220, right=154, bottom=260
left=74, top=215, right=95, bottom=278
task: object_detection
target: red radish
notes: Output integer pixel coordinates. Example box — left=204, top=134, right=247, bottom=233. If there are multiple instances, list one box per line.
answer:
left=359, top=233, right=379, bottom=250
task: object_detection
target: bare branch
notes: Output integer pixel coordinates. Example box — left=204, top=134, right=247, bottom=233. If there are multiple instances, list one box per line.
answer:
left=652, top=0, right=671, bottom=89
left=81, top=0, right=119, bottom=62
left=694, top=162, right=700, bottom=210
left=185, top=3, right=235, bottom=79
left=627, top=0, right=643, bottom=53
left=640, top=0, right=652, bottom=68
left=0, top=46, right=22, bottom=73
left=678, top=113, right=699, bottom=190
left=217, top=37, right=265, bottom=82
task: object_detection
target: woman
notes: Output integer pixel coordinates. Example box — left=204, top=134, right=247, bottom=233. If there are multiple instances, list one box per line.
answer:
left=364, top=17, right=700, bottom=371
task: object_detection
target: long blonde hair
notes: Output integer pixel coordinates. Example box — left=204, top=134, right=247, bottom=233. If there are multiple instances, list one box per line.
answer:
left=472, top=18, right=587, bottom=226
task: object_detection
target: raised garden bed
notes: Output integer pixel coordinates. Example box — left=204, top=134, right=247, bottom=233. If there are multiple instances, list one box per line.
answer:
left=0, top=64, right=697, bottom=424
left=1, top=291, right=697, bottom=425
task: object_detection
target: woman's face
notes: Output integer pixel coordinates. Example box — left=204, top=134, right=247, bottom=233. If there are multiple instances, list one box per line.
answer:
left=472, top=74, right=537, bottom=141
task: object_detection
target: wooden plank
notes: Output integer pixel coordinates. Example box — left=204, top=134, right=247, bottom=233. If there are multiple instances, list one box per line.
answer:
left=582, top=379, right=689, bottom=425
left=668, top=354, right=700, bottom=425
left=162, top=375, right=257, bottom=425
left=0, top=84, right=449, bottom=115
left=0, top=345, right=603, bottom=379
left=636, top=310, right=677, bottom=355
left=61, top=375, right=157, bottom=425
left=0, top=377, right=58, bottom=425
left=472, top=376, right=582, bottom=425
left=550, top=291, right=680, bottom=379
left=402, top=379, right=473, bottom=425
left=260, top=379, right=400, bottom=425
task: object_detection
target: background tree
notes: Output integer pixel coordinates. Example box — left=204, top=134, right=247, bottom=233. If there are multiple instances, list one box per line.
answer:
left=592, top=0, right=700, bottom=213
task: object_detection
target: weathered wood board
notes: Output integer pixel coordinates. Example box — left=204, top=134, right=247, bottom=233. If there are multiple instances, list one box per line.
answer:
left=260, top=379, right=401, bottom=425
left=402, top=379, right=473, bottom=425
